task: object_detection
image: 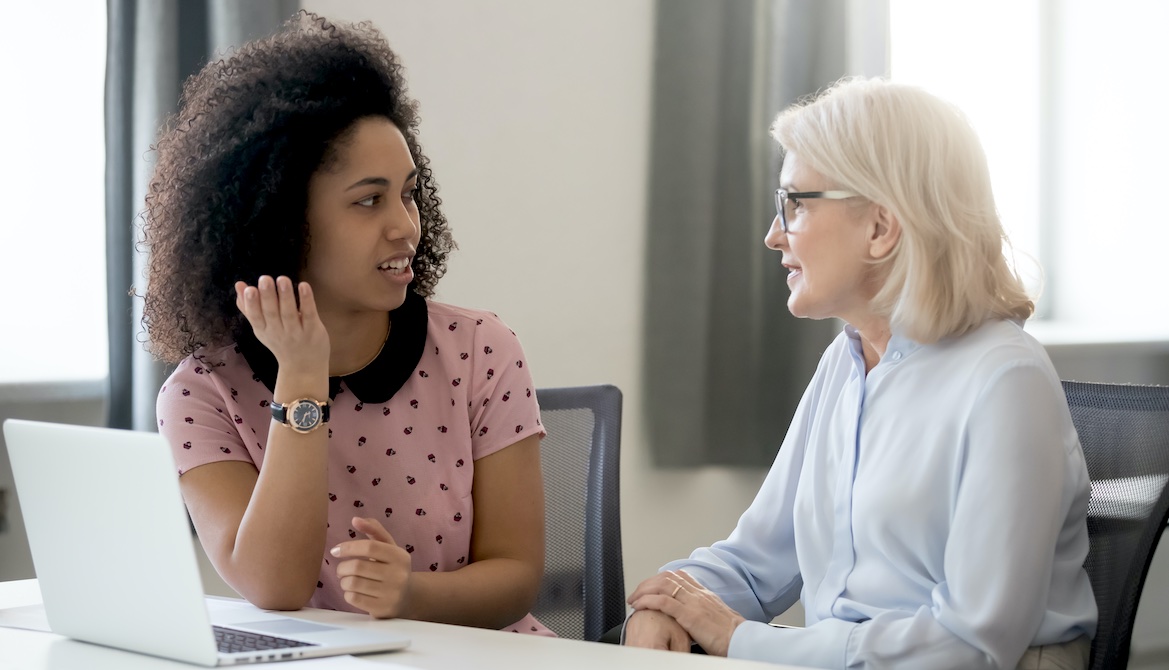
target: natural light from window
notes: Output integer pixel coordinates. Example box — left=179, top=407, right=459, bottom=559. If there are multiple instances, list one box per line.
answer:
left=891, top=0, right=1169, bottom=340
left=1048, top=1, right=1169, bottom=338
left=890, top=0, right=1042, bottom=300
left=0, top=4, right=107, bottom=383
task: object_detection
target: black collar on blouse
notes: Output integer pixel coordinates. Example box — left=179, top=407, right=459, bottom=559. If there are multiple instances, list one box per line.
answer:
left=236, top=289, right=428, bottom=404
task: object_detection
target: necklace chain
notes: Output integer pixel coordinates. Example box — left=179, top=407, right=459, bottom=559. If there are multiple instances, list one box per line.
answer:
left=332, top=324, right=389, bottom=377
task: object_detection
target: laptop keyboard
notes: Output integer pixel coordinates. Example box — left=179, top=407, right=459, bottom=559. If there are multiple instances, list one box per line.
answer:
left=213, top=626, right=318, bottom=653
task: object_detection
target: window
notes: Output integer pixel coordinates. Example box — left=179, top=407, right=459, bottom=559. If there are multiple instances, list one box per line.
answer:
left=0, top=3, right=108, bottom=383
left=890, top=0, right=1169, bottom=340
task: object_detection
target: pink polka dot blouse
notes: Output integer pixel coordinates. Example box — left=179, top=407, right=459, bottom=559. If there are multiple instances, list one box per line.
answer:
left=156, top=297, right=551, bottom=635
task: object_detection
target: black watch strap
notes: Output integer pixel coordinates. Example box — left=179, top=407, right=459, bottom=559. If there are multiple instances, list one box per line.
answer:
left=270, top=398, right=330, bottom=427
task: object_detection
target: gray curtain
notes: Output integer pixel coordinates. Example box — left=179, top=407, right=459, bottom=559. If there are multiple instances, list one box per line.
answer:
left=105, top=0, right=298, bottom=431
left=644, top=0, right=888, bottom=467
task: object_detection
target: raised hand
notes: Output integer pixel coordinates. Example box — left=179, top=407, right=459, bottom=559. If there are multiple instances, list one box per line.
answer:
left=331, top=516, right=415, bottom=619
left=234, top=275, right=329, bottom=375
left=627, top=570, right=745, bottom=657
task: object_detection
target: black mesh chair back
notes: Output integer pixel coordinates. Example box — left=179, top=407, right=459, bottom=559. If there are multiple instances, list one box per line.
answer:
left=1062, top=380, right=1169, bottom=670
left=532, top=385, right=625, bottom=641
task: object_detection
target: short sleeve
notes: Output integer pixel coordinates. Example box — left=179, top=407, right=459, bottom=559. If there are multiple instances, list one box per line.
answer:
left=467, top=314, right=545, bottom=461
left=157, top=356, right=254, bottom=475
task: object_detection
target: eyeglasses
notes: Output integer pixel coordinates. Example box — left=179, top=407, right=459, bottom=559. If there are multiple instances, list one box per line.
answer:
left=774, top=189, right=860, bottom=233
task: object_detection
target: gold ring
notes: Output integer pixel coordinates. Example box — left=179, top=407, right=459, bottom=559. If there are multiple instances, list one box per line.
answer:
left=671, top=585, right=682, bottom=598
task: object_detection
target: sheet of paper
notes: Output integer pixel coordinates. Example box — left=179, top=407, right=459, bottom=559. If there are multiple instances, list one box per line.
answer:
left=0, top=597, right=259, bottom=634
left=0, top=603, right=50, bottom=632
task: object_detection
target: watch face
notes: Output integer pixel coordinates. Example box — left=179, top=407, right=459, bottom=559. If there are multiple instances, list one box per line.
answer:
left=291, top=401, right=322, bottom=431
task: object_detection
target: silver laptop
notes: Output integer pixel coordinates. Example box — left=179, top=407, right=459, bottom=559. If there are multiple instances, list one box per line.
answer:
left=3, top=419, right=411, bottom=666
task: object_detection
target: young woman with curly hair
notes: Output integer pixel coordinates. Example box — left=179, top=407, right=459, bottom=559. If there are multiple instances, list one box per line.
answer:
left=144, top=11, right=550, bottom=635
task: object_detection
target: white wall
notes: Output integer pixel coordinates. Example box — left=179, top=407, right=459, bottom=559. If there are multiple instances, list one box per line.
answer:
left=300, top=0, right=775, bottom=611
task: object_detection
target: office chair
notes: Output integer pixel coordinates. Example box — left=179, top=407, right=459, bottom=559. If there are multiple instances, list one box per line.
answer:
left=531, top=384, right=625, bottom=641
left=1062, top=380, right=1169, bottom=670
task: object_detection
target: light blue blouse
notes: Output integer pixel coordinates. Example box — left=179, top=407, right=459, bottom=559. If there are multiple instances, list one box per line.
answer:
left=663, top=319, right=1097, bottom=669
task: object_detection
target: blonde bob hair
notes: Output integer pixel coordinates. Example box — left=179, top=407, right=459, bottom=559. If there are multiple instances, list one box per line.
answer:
left=770, top=77, right=1034, bottom=344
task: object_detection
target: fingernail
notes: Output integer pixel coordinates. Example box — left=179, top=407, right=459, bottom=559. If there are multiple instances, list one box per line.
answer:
left=330, top=546, right=340, bottom=557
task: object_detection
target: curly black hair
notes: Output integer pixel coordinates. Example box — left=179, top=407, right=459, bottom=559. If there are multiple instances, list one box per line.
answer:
left=141, top=11, right=454, bottom=364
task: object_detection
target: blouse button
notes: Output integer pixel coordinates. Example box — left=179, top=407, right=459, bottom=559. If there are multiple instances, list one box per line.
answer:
left=890, top=351, right=903, bottom=362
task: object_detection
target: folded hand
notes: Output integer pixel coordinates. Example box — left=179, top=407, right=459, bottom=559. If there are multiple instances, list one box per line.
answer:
left=331, top=516, right=414, bottom=619
left=628, top=570, right=745, bottom=657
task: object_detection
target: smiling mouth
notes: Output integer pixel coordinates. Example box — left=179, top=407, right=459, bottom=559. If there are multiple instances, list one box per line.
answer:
left=378, top=257, right=411, bottom=275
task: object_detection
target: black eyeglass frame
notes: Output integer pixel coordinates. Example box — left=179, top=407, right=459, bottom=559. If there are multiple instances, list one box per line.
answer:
left=774, top=189, right=860, bottom=233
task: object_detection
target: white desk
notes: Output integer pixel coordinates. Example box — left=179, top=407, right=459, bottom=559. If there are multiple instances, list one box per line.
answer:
left=0, top=579, right=818, bottom=669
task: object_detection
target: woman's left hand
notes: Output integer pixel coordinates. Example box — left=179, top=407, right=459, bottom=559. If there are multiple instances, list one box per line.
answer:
left=628, top=570, right=746, bottom=657
left=331, top=516, right=414, bottom=619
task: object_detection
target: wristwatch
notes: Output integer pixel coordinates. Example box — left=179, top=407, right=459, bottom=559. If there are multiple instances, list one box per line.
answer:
left=270, top=398, right=331, bottom=434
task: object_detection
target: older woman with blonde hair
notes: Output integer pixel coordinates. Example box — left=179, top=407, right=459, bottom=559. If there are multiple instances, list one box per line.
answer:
left=623, top=78, right=1097, bottom=669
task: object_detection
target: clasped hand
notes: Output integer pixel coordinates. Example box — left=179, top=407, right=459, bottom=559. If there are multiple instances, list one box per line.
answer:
left=234, top=275, right=329, bottom=371
left=626, top=570, right=746, bottom=657
left=330, top=516, right=414, bottom=619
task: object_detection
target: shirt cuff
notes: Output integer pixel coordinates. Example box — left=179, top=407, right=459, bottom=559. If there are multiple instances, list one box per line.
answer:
left=618, top=608, right=634, bottom=644
left=729, top=619, right=856, bottom=669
